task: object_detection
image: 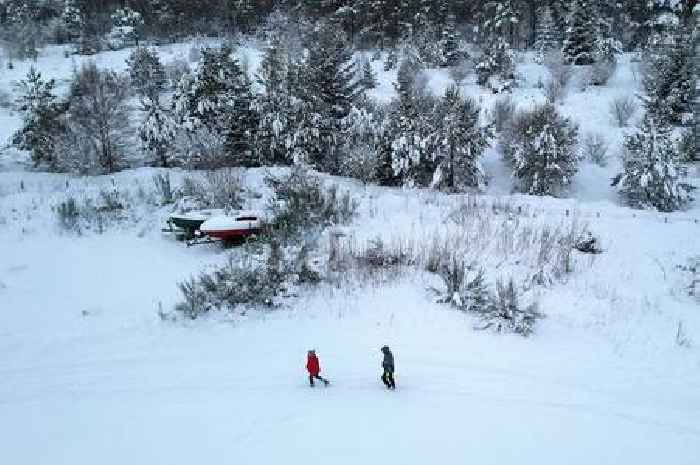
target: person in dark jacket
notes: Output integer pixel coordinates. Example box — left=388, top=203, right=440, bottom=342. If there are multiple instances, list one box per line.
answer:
left=380, top=346, right=395, bottom=389
left=306, top=350, right=330, bottom=387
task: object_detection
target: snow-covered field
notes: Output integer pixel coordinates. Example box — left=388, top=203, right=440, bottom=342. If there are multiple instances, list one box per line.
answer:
left=1, top=43, right=699, bottom=464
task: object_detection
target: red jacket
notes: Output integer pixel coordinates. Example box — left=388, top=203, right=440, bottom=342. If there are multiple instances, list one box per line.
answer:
left=306, top=353, right=320, bottom=376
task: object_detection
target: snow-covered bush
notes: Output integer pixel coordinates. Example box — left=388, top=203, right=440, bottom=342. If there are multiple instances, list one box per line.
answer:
left=544, top=51, right=571, bottom=102
left=477, top=278, right=542, bottom=337
left=163, top=58, right=191, bottom=90
left=152, top=173, right=174, bottom=206
left=588, top=60, right=616, bottom=87
left=491, top=96, right=516, bottom=133
left=448, top=60, right=470, bottom=87
left=581, top=132, right=609, bottom=166
left=433, top=257, right=543, bottom=337
left=435, top=257, right=489, bottom=314
left=53, top=188, right=130, bottom=235
left=175, top=252, right=284, bottom=320
left=677, top=128, right=696, bottom=163
left=544, top=79, right=564, bottom=103
left=501, top=104, right=579, bottom=196
left=613, top=116, right=693, bottom=212
left=266, top=167, right=357, bottom=242
left=609, top=95, right=637, bottom=127
left=0, top=89, right=11, bottom=109
left=180, top=168, right=244, bottom=211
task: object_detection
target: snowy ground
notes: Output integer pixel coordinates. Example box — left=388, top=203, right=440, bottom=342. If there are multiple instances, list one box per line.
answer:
left=1, top=43, right=700, bottom=464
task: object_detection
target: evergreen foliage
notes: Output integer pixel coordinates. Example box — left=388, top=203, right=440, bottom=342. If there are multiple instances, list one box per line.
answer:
left=614, top=115, right=693, bottom=212
left=562, top=0, right=597, bottom=65
left=502, top=103, right=579, bottom=196
left=11, top=68, right=68, bottom=169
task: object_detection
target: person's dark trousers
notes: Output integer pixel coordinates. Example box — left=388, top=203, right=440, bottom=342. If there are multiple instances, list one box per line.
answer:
left=381, top=370, right=395, bottom=389
left=309, top=374, right=329, bottom=387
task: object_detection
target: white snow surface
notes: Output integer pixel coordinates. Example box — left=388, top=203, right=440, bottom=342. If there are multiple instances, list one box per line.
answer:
left=0, top=43, right=699, bottom=464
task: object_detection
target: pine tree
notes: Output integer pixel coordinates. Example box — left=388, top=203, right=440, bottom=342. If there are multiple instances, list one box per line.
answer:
left=503, top=103, right=579, bottom=196
left=139, top=98, right=177, bottom=167
left=126, top=47, right=166, bottom=103
left=293, top=22, right=360, bottom=172
left=173, top=46, right=258, bottom=167
left=475, top=1, right=518, bottom=89
left=428, top=85, right=492, bottom=191
left=642, top=23, right=695, bottom=125
left=439, top=13, right=461, bottom=67
left=255, top=35, right=295, bottom=165
left=562, top=0, right=597, bottom=65
left=534, top=6, right=558, bottom=63
left=11, top=68, right=68, bottom=169
left=614, top=114, right=693, bottom=212
left=360, top=57, right=378, bottom=90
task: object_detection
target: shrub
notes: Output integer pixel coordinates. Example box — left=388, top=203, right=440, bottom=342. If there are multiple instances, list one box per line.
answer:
left=266, top=167, right=357, bottom=242
left=152, top=173, right=174, bottom=205
left=448, top=60, right=471, bottom=86
left=180, top=168, right=244, bottom=211
left=175, top=255, right=281, bottom=319
left=588, top=60, right=616, bottom=86
left=581, top=132, right=609, bottom=166
left=609, top=95, right=637, bottom=127
left=677, top=128, right=696, bottom=163
left=56, top=197, right=81, bottom=233
left=492, top=96, right=516, bottom=133
left=545, top=51, right=572, bottom=89
left=476, top=278, right=542, bottom=337
left=163, top=58, right=191, bottom=90
left=544, top=79, right=564, bottom=103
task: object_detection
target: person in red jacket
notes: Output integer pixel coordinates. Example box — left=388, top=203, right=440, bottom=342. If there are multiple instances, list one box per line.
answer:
left=306, top=350, right=330, bottom=387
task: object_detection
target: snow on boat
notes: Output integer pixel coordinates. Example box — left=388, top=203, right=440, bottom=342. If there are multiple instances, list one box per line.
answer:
left=196, top=211, right=265, bottom=242
left=164, top=209, right=225, bottom=240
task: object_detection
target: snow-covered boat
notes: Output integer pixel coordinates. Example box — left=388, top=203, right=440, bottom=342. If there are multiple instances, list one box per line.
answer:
left=163, top=209, right=225, bottom=240
left=189, top=211, right=265, bottom=245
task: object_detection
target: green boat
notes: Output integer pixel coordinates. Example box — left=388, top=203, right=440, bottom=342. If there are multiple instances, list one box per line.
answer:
left=164, top=209, right=224, bottom=240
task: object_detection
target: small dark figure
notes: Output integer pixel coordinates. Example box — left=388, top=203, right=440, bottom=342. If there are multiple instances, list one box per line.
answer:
left=380, top=346, right=396, bottom=390
left=306, top=350, right=330, bottom=387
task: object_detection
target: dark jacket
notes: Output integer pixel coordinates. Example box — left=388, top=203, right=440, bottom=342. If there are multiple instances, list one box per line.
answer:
left=381, top=347, right=394, bottom=372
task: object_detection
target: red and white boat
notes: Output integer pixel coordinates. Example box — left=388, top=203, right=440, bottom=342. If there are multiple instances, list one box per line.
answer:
left=191, top=211, right=265, bottom=245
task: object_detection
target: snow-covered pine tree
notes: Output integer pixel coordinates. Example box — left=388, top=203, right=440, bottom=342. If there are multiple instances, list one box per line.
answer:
left=428, top=85, right=492, bottom=191
left=172, top=46, right=258, bottom=167
left=292, top=22, right=360, bottom=173
left=642, top=22, right=695, bottom=126
left=126, top=47, right=166, bottom=103
left=562, top=0, right=597, bottom=65
left=439, top=13, right=461, bottom=67
left=503, top=103, right=579, bottom=196
left=11, top=68, right=68, bottom=169
left=475, top=1, right=518, bottom=90
left=386, top=51, right=435, bottom=187
left=614, top=114, right=693, bottom=212
left=534, top=6, right=558, bottom=63
left=359, top=57, right=378, bottom=90
left=109, top=7, right=144, bottom=48
left=255, top=34, right=295, bottom=166
left=139, top=97, right=177, bottom=167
